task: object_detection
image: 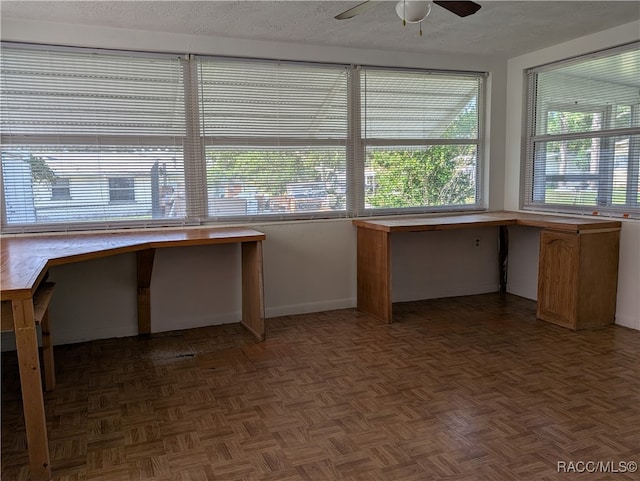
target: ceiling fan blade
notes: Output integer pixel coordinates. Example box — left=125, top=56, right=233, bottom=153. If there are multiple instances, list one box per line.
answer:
left=433, top=1, right=481, bottom=17
left=335, top=0, right=383, bottom=20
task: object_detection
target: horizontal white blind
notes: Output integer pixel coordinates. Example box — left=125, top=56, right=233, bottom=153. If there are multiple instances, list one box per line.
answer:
left=197, top=58, right=348, bottom=219
left=360, top=68, right=481, bottom=212
left=524, top=42, right=640, bottom=217
left=1, top=45, right=188, bottom=230
left=1, top=43, right=489, bottom=233
left=362, top=69, right=479, bottom=140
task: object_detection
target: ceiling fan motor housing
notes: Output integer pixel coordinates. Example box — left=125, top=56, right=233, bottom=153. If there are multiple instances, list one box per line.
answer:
left=395, top=0, right=432, bottom=23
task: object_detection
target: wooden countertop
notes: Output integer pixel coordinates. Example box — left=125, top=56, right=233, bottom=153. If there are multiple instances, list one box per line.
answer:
left=352, top=211, right=622, bottom=233
left=1, top=227, right=266, bottom=298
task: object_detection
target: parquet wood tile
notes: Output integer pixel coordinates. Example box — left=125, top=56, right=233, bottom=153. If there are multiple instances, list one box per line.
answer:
left=3, top=293, right=640, bottom=480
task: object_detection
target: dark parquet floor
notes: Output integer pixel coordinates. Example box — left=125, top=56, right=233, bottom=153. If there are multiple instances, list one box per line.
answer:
left=2, top=293, right=639, bottom=480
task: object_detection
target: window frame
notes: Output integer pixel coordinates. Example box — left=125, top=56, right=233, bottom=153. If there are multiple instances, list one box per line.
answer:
left=523, top=42, right=640, bottom=218
left=355, top=66, right=486, bottom=216
left=1, top=43, right=190, bottom=232
left=50, top=177, right=71, bottom=201
left=194, top=56, right=350, bottom=223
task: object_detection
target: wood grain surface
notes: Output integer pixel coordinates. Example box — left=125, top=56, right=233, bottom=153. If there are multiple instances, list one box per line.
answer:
left=352, top=211, right=622, bottom=233
left=3, top=293, right=638, bottom=481
left=1, top=227, right=266, bottom=296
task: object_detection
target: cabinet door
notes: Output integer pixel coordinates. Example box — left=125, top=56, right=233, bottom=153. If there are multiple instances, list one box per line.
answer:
left=537, top=230, right=579, bottom=328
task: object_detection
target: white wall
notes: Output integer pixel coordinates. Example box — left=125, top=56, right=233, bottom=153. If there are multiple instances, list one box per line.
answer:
left=43, top=220, right=359, bottom=345
left=504, top=21, right=640, bottom=330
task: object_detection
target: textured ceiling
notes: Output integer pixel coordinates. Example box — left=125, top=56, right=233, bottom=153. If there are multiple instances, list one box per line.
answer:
left=1, top=1, right=639, bottom=58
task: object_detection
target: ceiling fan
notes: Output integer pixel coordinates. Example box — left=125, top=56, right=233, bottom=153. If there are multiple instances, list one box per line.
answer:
left=335, top=1, right=481, bottom=36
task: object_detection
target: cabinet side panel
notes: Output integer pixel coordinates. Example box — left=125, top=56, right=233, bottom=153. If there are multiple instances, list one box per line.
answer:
left=241, top=241, right=265, bottom=341
left=576, top=230, right=620, bottom=328
left=357, top=227, right=392, bottom=323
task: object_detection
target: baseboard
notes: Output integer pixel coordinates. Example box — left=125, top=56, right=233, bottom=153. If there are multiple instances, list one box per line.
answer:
left=1, top=315, right=244, bottom=352
left=265, top=298, right=356, bottom=318
left=614, top=313, right=640, bottom=331
left=393, top=282, right=500, bottom=303
left=52, top=324, right=140, bottom=347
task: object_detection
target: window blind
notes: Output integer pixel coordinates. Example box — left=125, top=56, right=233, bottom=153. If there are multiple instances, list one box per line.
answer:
left=1, top=45, right=188, bottom=231
left=360, top=68, right=483, bottom=213
left=524, top=42, right=640, bottom=217
left=1, top=42, right=489, bottom=233
left=196, top=58, right=348, bottom=220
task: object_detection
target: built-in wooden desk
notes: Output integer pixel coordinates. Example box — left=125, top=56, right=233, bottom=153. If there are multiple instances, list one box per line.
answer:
left=1, top=226, right=266, bottom=481
left=353, top=211, right=621, bottom=329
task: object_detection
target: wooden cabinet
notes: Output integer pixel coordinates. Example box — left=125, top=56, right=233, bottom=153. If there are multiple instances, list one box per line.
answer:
left=537, top=229, right=620, bottom=330
left=354, top=213, right=622, bottom=327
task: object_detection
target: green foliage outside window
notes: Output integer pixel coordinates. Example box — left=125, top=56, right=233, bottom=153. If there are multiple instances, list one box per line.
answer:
left=25, top=154, right=57, bottom=184
left=365, top=104, right=478, bottom=209
left=206, top=149, right=344, bottom=196
left=366, top=145, right=476, bottom=208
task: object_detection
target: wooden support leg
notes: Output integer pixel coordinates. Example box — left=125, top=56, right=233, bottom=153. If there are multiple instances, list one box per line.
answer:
left=40, top=308, right=56, bottom=392
left=241, top=241, right=265, bottom=341
left=357, top=227, right=392, bottom=323
left=498, top=225, right=509, bottom=294
left=136, top=249, right=155, bottom=335
left=13, top=298, right=51, bottom=481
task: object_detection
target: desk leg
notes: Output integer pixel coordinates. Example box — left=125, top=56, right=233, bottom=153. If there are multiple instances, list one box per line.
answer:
left=241, top=241, right=265, bottom=341
left=137, top=249, right=156, bottom=335
left=40, top=308, right=56, bottom=392
left=498, top=225, right=509, bottom=294
left=357, top=227, right=392, bottom=323
left=13, top=298, right=51, bottom=481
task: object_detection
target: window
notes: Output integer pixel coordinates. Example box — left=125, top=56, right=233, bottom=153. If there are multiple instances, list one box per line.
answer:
left=524, top=42, right=640, bottom=218
left=1, top=43, right=487, bottom=232
left=196, top=58, right=348, bottom=219
left=1, top=45, right=187, bottom=230
left=108, top=177, right=135, bottom=203
left=50, top=178, right=71, bottom=201
left=358, top=68, right=484, bottom=214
